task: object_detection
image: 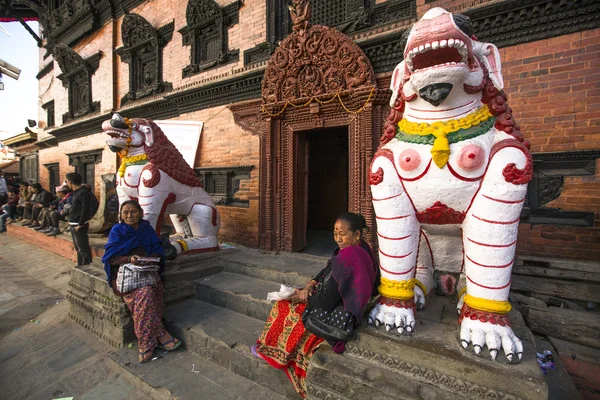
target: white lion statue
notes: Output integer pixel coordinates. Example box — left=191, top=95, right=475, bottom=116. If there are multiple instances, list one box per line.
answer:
left=103, top=113, right=220, bottom=255
left=369, top=8, right=532, bottom=362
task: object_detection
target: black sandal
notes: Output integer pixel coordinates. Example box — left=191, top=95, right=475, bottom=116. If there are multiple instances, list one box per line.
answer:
left=139, top=349, right=154, bottom=364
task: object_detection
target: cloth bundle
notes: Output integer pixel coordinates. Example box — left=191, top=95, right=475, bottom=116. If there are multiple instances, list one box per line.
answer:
left=266, top=284, right=297, bottom=302
left=116, top=263, right=159, bottom=294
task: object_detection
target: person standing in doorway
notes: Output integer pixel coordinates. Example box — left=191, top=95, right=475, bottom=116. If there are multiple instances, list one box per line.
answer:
left=0, top=169, right=7, bottom=207
left=67, top=172, right=96, bottom=265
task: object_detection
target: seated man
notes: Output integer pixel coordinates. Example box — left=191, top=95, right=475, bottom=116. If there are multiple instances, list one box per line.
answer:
left=23, top=183, right=54, bottom=228
left=20, top=185, right=37, bottom=225
left=15, top=182, right=30, bottom=221
left=40, top=185, right=73, bottom=236
left=0, top=187, right=19, bottom=233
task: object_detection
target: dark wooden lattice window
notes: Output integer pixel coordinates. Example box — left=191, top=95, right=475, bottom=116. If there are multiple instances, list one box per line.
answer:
left=45, top=163, right=60, bottom=195
left=20, top=153, right=39, bottom=184
left=42, top=101, right=55, bottom=128
left=54, top=44, right=100, bottom=124
left=67, top=149, right=103, bottom=190
left=195, top=166, right=252, bottom=208
left=179, top=0, right=242, bottom=78
left=116, top=13, right=174, bottom=105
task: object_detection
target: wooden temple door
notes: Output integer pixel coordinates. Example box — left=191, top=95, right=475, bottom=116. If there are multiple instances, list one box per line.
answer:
left=292, top=132, right=309, bottom=252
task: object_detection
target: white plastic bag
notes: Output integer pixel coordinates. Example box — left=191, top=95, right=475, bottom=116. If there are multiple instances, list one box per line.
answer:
left=266, top=284, right=297, bottom=302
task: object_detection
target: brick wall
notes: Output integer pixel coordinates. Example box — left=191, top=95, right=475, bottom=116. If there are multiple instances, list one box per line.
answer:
left=177, top=105, right=260, bottom=247
left=500, top=30, right=600, bottom=260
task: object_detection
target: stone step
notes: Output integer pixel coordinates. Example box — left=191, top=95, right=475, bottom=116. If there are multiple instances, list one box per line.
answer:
left=217, top=249, right=326, bottom=288
left=306, top=346, right=464, bottom=400
left=7, top=223, right=105, bottom=263
left=193, top=272, right=280, bottom=321
left=108, top=342, right=285, bottom=400
left=162, top=298, right=300, bottom=399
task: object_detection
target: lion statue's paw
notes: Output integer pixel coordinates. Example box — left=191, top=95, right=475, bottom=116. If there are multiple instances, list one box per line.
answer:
left=459, top=305, right=523, bottom=362
left=369, top=297, right=416, bottom=335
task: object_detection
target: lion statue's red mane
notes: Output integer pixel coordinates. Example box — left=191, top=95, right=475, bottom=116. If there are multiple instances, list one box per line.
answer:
left=133, top=118, right=203, bottom=188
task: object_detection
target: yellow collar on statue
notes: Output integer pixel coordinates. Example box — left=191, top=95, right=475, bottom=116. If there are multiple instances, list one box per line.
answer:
left=118, top=154, right=149, bottom=177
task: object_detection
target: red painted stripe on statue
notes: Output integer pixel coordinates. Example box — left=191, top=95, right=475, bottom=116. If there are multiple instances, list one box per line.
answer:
left=471, top=214, right=520, bottom=225
left=466, top=255, right=514, bottom=269
left=138, top=193, right=155, bottom=198
left=376, top=215, right=410, bottom=221
left=446, top=163, right=484, bottom=182
left=377, top=232, right=411, bottom=241
left=380, top=263, right=415, bottom=276
left=467, top=238, right=517, bottom=248
left=406, top=104, right=477, bottom=120
left=482, top=194, right=526, bottom=204
left=379, top=249, right=413, bottom=259
left=467, top=275, right=511, bottom=290
left=410, top=100, right=475, bottom=113
left=400, top=159, right=432, bottom=182
left=372, top=193, right=403, bottom=201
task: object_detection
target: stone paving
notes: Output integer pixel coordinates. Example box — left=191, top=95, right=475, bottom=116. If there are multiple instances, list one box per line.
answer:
left=0, top=234, right=285, bottom=400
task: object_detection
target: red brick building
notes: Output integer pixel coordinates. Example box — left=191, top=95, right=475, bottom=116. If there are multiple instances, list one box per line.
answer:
left=7, top=0, right=599, bottom=259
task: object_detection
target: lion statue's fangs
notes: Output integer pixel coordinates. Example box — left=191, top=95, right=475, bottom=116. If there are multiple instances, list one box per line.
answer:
left=103, top=113, right=220, bottom=255
left=369, top=7, right=532, bottom=363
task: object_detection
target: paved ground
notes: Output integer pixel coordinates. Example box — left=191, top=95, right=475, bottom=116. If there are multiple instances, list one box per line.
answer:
left=0, top=234, right=152, bottom=400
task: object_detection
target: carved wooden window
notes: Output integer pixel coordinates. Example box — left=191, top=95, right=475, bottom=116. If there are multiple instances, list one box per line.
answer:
left=68, top=149, right=102, bottom=188
left=194, top=166, right=252, bottom=207
left=42, top=101, right=55, bottom=128
left=45, top=163, right=60, bottom=195
left=53, top=44, right=100, bottom=124
left=116, top=14, right=174, bottom=105
left=20, top=153, right=39, bottom=184
left=179, top=0, right=242, bottom=78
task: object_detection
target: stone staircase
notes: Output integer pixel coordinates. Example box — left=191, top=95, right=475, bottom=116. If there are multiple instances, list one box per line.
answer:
left=105, top=248, right=549, bottom=400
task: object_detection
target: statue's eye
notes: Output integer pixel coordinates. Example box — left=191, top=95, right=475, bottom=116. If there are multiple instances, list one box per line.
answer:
left=132, top=123, right=139, bottom=130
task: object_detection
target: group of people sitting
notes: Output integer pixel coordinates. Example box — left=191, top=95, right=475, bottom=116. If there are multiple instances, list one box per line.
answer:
left=102, top=199, right=378, bottom=398
left=0, top=181, right=73, bottom=235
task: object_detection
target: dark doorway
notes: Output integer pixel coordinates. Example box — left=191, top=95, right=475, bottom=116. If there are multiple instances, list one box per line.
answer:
left=293, top=127, right=348, bottom=256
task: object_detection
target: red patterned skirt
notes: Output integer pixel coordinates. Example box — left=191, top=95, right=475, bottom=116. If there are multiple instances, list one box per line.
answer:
left=123, top=282, right=166, bottom=354
left=255, top=300, right=324, bottom=398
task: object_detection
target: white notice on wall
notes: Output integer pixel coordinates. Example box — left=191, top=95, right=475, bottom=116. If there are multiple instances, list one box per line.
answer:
left=154, top=120, right=204, bottom=168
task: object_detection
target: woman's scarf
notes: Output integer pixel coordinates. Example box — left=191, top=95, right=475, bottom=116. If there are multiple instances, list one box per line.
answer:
left=102, top=219, right=164, bottom=287
left=331, top=241, right=377, bottom=323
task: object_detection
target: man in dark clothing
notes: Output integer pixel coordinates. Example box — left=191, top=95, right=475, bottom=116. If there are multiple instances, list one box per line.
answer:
left=27, top=183, right=54, bottom=228
left=66, top=172, right=96, bottom=265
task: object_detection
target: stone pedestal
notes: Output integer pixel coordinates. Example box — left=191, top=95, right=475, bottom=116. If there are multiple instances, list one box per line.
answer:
left=67, top=249, right=236, bottom=347
left=307, top=296, right=548, bottom=400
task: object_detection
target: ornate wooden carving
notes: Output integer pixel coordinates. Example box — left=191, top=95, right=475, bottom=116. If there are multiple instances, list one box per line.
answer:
left=262, top=2, right=376, bottom=105
left=239, top=0, right=385, bottom=252
left=116, top=14, right=174, bottom=105
left=179, top=0, right=242, bottom=78
left=244, top=0, right=416, bottom=67
left=54, top=44, right=101, bottom=124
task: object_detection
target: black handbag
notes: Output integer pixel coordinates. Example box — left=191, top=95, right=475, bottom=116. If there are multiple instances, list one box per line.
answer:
left=301, top=267, right=357, bottom=342
left=302, top=303, right=356, bottom=342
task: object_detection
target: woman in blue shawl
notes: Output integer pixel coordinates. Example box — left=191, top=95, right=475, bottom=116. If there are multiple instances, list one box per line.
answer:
left=102, top=200, right=181, bottom=363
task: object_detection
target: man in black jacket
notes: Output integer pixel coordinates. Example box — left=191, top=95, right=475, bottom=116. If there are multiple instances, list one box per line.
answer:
left=66, top=172, right=97, bottom=265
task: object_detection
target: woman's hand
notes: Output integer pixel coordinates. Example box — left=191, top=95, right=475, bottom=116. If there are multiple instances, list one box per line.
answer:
left=292, top=288, right=310, bottom=303
left=130, top=255, right=142, bottom=265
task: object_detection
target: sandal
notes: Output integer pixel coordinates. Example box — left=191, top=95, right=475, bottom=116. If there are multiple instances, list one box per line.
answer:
left=157, top=336, right=181, bottom=351
left=139, top=349, right=154, bottom=364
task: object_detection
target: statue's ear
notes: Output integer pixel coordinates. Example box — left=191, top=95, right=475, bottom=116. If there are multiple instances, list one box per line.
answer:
left=135, top=123, right=154, bottom=147
left=389, top=60, right=406, bottom=107
left=474, top=42, right=503, bottom=90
